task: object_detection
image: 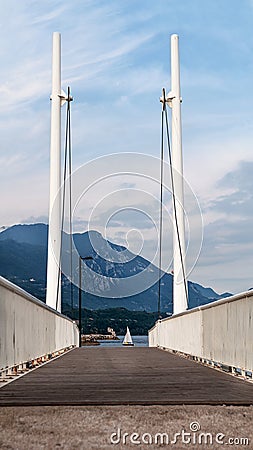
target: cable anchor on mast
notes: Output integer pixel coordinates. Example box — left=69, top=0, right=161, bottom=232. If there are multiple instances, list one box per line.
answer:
left=160, top=89, right=182, bottom=109
left=59, top=89, right=73, bottom=106
left=50, top=90, right=73, bottom=106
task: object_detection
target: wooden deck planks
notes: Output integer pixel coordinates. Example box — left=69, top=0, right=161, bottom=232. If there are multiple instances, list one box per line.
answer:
left=0, top=347, right=252, bottom=406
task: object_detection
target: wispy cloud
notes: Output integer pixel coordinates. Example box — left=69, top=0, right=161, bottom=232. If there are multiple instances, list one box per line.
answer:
left=194, top=160, right=253, bottom=293
left=29, top=5, right=68, bottom=25
left=1, top=0, right=253, bottom=294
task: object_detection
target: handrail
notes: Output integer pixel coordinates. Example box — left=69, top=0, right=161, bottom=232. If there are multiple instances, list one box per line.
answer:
left=155, top=289, right=253, bottom=325
left=0, top=276, right=73, bottom=322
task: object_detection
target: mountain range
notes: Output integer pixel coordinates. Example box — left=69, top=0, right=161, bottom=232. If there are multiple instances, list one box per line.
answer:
left=0, top=223, right=232, bottom=313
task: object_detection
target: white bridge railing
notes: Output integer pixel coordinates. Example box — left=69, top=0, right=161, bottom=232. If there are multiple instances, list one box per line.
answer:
left=0, top=276, right=79, bottom=371
left=149, top=291, right=253, bottom=375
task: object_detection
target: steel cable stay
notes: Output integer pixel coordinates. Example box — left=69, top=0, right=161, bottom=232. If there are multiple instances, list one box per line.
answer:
left=158, top=89, right=189, bottom=315
left=157, top=91, right=165, bottom=318
left=68, top=89, right=74, bottom=312
left=56, top=87, right=73, bottom=311
left=164, top=100, right=189, bottom=307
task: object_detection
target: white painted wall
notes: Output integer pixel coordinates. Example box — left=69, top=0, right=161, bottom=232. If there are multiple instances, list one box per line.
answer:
left=0, top=276, right=79, bottom=370
left=149, top=291, right=253, bottom=373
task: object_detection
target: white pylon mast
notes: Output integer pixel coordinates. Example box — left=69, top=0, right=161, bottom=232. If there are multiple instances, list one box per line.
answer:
left=46, top=32, right=67, bottom=312
left=163, top=34, right=188, bottom=314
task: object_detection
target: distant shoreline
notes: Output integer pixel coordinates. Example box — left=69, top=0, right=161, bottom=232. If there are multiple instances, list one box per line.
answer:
left=81, top=333, right=120, bottom=346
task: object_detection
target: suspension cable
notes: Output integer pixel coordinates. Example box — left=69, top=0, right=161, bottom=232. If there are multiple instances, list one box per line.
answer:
left=56, top=87, right=73, bottom=311
left=157, top=89, right=166, bottom=318
left=164, top=102, right=189, bottom=306
left=67, top=87, right=73, bottom=312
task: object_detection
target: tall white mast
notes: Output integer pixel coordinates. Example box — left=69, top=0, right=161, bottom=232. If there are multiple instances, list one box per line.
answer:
left=46, top=32, right=67, bottom=312
left=165, top=34, right=188, bottom=314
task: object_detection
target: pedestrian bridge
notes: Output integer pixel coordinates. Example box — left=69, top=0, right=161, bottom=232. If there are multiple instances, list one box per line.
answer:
left=1, top=31, right=252, bottom=407
left=0, top=275, right=253, bottom=406
left=0, top=347, right=253, bottom=406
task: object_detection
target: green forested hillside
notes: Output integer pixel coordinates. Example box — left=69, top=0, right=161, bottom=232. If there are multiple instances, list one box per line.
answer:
left=64, top=306, right=167, bottom=335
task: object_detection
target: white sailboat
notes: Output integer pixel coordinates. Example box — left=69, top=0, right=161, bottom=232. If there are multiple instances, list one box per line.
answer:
left=122, top=326, right=134, bottom=346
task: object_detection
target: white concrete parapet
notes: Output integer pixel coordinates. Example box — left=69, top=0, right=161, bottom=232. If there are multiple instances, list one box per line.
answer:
left=149, top=291, right=253, bottom=374
left=0, top=276, right=79, bottom=371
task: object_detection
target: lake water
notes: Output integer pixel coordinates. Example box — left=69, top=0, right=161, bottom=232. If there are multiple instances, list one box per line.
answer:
left=97, top=335, right=148, bottom=347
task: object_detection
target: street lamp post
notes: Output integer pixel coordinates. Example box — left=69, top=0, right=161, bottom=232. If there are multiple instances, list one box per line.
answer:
left=78, top=256, right=93, bottom=347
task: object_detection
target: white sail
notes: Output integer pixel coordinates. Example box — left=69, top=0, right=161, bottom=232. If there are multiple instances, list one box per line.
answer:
left=123, top=326, right=134, bottom=346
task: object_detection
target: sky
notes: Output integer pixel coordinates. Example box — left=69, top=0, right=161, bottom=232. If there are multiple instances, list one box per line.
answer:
left=0, top=0, right=253, bottom=295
